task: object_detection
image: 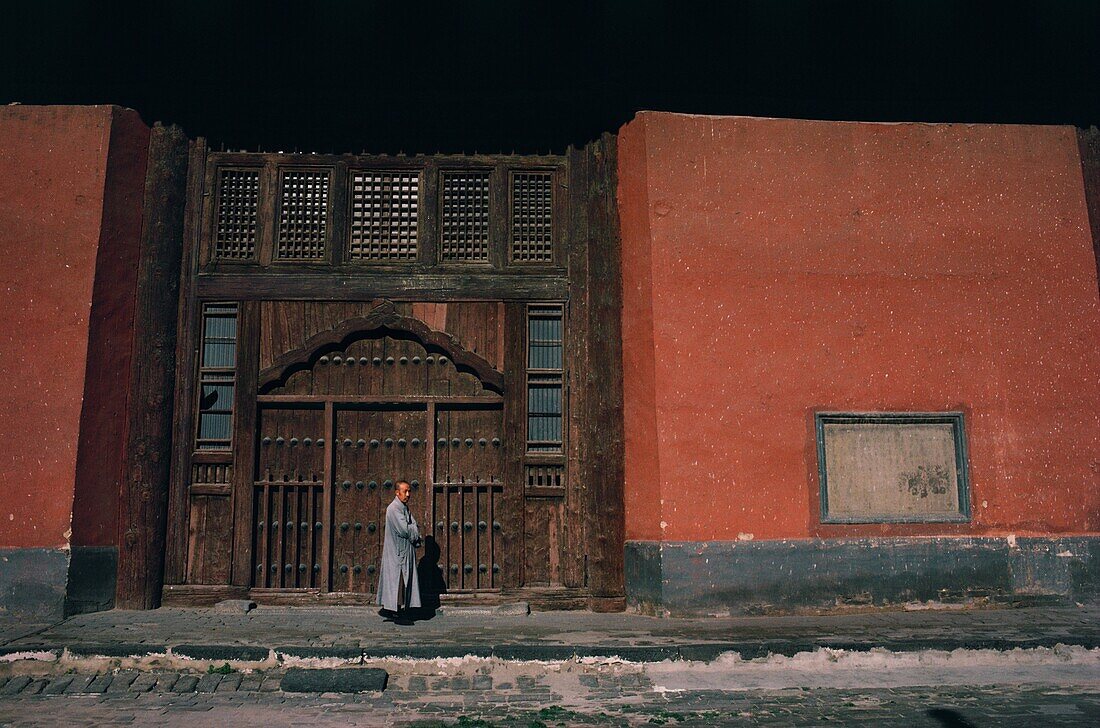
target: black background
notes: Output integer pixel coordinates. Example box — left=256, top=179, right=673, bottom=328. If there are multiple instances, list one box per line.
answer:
left=2, top=1, right=1097, bottom=153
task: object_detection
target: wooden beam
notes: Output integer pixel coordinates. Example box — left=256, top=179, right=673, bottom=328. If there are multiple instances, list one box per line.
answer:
left=229, top=301, right=261, bottom=587
left=164, top=138, right=206, bottom=586
left=584, top=134, right=626, bottom=605
left=207, top=151, right=566, bottom=168
left=115, top=124, right=190, bottom=609
left=564, top=143, right=590, bottom=590
left=502, top=302, right=527, bottom=589
left=256, top=394, right=502, bottom=404
left=196, top=272, right=568, bottom=301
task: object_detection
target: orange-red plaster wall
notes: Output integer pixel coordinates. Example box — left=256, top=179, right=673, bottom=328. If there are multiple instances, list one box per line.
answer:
left=619, top=111, right=1100, bottom=544
left=0, top=105, right=148, bottom=550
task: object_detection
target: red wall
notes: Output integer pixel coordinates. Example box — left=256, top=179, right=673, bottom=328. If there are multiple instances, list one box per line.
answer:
left=619, top=112, right=1100, bottom=544
left=0, top=106, right=148, bottom=550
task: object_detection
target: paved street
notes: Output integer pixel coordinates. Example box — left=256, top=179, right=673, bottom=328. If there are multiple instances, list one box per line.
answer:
left=1, top=605, right=1097, bottom=725
left=4, top=604, right=1098, bottom=656
left=0, top=660, right=1097, bottom=726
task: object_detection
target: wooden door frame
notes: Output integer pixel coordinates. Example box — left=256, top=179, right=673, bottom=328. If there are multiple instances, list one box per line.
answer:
left=159, top=139, right=625, bottom=610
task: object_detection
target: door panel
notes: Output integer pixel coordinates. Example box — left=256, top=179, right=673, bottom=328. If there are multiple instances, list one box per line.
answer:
left=240, top=306, right=523, bottom=598
left=432, top=405, right=504, bottom=590
left=332, top=406, right=427, bottom=592
left=252, top=405, right=325, bottom=588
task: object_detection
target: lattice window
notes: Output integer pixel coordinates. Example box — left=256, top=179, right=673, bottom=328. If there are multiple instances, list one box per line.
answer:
left=213, top=169, right=260, bottom=260
left=349, top=171, right=420, bottom=261
left=441, top=171, right=491, bottom=262
left=526, top=463, right=564, bottom=489
left=526, top=304, right=564, bottom=453
left=196, top=303, right=238, bottom=450
left=511, top=171, right=554, bottom=263
left=276, top=170, right=330, bottom=260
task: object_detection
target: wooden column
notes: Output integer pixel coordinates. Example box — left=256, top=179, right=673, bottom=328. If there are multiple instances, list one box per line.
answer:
left=584, top=134, right=626, bottom=611
left=115, top=125, right=191, bottom=609
left=501, top=302, right=527, bottom=588
left=163, top=139, right=206, bottom=586
left=229, top=301, right=261, bottom=586
left=564, top=144, right=590, bottom=590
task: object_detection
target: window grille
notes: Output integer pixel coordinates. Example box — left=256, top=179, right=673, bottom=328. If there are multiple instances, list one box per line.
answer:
left=196, top=303, right=238, bottom=450
left=213, top=170, right=260, bottom=260
left=276, top=171, right=329, bottom=260
left=441, top=171, right=491, bottom=262
left=526, top=304, right=564, bottom=453
left=349, top=171, right=420, bottom=261
left=511, top=171, right=553, bottom=263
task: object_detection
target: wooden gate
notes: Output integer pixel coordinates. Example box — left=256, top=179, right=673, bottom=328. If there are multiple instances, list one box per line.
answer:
left=247, top=305, right=511, bottom=599
left=161, top=142, right=625, bottom=611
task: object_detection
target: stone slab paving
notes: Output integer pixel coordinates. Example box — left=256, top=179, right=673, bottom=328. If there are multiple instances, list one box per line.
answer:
left=1, top=604, right=1096, bottom=660
left=0, top=681, right=1097, bottom=726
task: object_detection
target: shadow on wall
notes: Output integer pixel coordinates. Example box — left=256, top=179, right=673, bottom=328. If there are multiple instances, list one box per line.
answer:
left=418, top=536, right=447, bottom=610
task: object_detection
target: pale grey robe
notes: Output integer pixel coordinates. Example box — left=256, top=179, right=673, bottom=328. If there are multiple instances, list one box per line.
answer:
left=377, top=497, right=421, bottom=611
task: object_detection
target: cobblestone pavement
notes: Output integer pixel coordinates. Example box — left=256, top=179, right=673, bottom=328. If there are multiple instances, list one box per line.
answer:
left=0, top=680, right=1097, bottom=726
left=2, top=606, right=1096, bottom=724
left=3, top=604, right=1097, bottom=654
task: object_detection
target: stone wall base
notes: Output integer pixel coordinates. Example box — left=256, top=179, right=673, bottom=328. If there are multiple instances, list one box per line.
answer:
left=625, top=537, right=1100, bottom=616
left=0, top=548, right=70, bottom=620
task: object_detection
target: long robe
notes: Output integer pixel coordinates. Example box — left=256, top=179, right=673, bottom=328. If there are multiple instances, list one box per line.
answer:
left=377, top=496, right=421, bottom=611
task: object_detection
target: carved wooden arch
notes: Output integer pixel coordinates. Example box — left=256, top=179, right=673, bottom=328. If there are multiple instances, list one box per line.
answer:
left=257, top=301, right=505, bottom=395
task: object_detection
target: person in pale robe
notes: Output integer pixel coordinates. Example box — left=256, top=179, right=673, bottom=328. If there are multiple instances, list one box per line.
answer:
left=378, top=480, right=422, bottom=618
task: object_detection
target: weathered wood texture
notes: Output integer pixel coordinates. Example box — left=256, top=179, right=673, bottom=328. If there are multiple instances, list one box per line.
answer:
left=163, top=144, right=625, bottom=610
left=582, top=134, right=626, bottom=605
left=565, top=144, right=591, bottom=591
left=115, top=125, right=190, bottom=609
left=258, top=302, right=504, bottom=395
left=197, top=273, right=568, bottom=301
left=502, top=302, right=527, bottom=589
left=163, top=138, right=207, bottom=586
left=228, top=302, right=261, bottom=586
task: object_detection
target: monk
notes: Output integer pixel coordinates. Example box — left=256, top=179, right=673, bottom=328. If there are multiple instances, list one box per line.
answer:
left=378, top=480, right=422, bottom=622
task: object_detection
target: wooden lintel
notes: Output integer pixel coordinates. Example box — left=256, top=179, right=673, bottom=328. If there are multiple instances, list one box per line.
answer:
left=207, top=151, right=566, bottom=169
left=196, top=273, right=568, bottom=301
left=256, top=394, right=503, bottom=405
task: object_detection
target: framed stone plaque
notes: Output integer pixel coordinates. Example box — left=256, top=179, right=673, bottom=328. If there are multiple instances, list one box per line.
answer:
left=815, top=412, right=971, bottom=523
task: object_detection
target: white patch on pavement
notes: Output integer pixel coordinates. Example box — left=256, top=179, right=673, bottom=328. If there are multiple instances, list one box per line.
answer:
left=646, top=646, right=1100, bottom=691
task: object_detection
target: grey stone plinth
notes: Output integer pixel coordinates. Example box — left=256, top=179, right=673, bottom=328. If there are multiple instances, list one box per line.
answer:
left=281, top=667, right=388, bottom=693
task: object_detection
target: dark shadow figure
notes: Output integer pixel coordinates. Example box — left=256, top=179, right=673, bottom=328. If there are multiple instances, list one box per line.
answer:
left=927, top=708, right=978, bottom=728
left=378, top=538, right=445, bottom=625
left=391, top=536, right=445, bottom=623
left=413, top=536, right=447, bottom=612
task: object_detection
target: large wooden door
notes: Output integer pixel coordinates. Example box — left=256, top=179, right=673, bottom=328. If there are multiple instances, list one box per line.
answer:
left=331, top=405, right=427, bottom=592
left=247, top=306, right=512, bottom=599
left=251, top=404, right=326, bottom=590
left=432, top=404, right=505, bottom=590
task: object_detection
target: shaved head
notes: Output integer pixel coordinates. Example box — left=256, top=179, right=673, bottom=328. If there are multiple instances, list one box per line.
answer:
left=395, top=480, right=412, bottom=504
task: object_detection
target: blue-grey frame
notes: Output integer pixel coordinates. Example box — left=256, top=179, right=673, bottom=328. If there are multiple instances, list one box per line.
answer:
left=815, top=411, right=971, bottom=524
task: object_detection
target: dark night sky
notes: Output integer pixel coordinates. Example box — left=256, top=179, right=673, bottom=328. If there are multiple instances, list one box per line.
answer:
left=2, top=1, right=1097, bottom=154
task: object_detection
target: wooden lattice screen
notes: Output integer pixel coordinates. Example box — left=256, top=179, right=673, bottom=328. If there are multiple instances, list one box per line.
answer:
left=349, top=171, right=420, bottom=261
left=213, top=169, right=260, bottom=260
left=511, top=171, right=554, bottom=263
left=441, top=171, right=491, bottom=262
left=276, top=170, right=330, bottom=260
